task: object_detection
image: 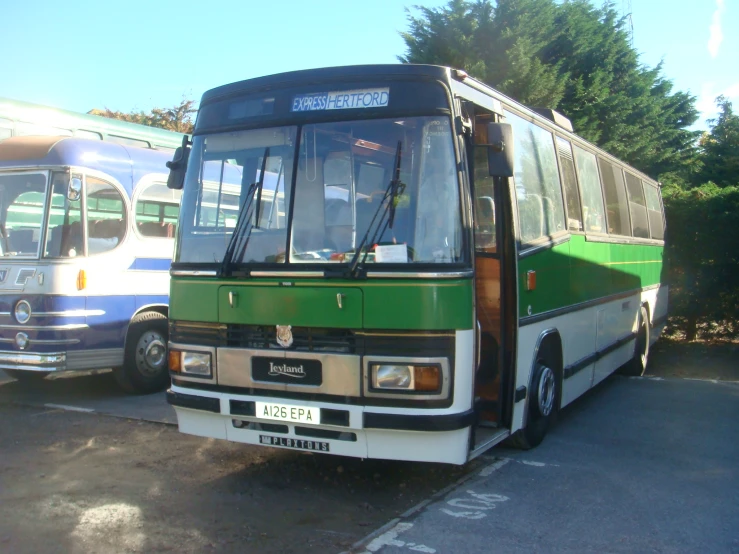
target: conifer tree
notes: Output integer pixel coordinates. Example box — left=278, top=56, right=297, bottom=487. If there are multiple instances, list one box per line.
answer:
left=400, top=0, right=700, bottom=179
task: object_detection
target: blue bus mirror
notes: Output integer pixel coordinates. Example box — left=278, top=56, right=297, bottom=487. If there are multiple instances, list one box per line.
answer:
left=486, top=123, right=514, bottom=178
left=68, top=177, right=82, bottom=201
left=166, top=136, right=191, bottom=190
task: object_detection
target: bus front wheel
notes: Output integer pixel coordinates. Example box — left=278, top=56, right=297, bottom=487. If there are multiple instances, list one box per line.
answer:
left=511, top=353, right=560, bottom=450
left=114, top=311, right=170, bottom=394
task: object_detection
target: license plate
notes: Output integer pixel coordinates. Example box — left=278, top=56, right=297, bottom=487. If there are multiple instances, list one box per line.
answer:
left=259, top=435, right=329, bottom=452
left=255, top=401, right=319, bottom=424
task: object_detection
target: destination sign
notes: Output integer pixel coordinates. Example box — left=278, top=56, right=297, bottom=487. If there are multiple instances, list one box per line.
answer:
left=291, top=88, right=390, bottom=112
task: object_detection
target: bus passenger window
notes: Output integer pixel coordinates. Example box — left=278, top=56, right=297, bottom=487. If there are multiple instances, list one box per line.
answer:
left=0, top=117, right=12, bottom=140
left=505, top=111, right=565, bottom=244
left=45, top=173, right=83, bottom=258
left=598, top=159, right=631, bottom=236
left=135, top=182, right=182, bottom=238
left=624, top=172, right=649, bottom=239
left=573, top=146, right=605, bottom=234
left=473, top=145, right=496, bottom=252
left=86, top=177, right=126, bottom=255
left=15, top=122, right=72, bottom=137
left=643, top=184, right=664, bottom=240
left=556, top=138, right=583, bottom=232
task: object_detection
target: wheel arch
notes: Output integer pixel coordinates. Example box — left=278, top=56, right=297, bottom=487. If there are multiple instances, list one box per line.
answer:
left=523, top=328, right=564, bottom=427
left=123, top=304, right=169, bottom=352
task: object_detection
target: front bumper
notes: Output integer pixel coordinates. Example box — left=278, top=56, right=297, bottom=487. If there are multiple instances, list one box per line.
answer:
left=0, top=350, right=66, bottom=372
left=166, top=385, right=473, bottom=464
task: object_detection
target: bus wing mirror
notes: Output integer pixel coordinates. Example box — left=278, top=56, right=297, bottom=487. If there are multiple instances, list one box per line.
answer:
left=486, top=123, right=514, bottom=178
left=67, top=177, right=82, bottom=201
left=166, top=136, right=191, bottom=190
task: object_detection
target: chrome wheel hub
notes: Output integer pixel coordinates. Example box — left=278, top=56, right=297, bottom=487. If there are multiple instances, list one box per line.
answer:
left=536, top=365, right=556, bottom=417
left=135, top=332, right=166, bottom=377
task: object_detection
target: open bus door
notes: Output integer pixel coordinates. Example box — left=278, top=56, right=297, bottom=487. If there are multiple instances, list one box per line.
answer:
left=469, top=121, right=518, bottom=457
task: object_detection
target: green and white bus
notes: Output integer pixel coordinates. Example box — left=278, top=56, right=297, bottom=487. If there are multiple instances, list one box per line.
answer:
left=0, top=97, right=184, bottom=151
left=164, top=65, right=667, bottom=464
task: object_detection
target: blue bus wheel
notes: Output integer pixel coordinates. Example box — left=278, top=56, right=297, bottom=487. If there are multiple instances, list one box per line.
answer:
left=114, top=311, right=169, bottom=394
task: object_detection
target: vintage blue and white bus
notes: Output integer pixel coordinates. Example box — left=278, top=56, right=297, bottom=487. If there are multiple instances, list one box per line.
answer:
left=0, top=135, right=182, bottom=392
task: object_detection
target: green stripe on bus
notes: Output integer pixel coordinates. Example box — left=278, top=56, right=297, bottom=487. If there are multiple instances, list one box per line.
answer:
left=518, top=234, right=664, bottom=317
left=170, top=277, right=474, bottom=330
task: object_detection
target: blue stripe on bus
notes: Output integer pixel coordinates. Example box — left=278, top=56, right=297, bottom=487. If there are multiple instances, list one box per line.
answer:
left=128, top=258, right=172, bottom=271
left=0, top=294, right=170, bottom=353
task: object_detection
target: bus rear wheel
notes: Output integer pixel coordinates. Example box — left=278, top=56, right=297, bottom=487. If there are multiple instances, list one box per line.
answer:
left=5, top=370, right=50, bottom=383
left=511, top=358, right=559, bottom=450
left=619, top=305, right=650, bottom=377
left=114, top=311, right=170, bottom=394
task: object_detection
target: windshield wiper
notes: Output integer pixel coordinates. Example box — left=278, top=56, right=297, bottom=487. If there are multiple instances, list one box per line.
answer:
left=346, top=140, right=405, bottom=278
left=218, top=148, right=270, bottom=277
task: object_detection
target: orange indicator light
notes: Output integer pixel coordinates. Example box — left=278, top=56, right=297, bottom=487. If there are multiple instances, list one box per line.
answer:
left=526, top=270, right=536, bottom=291
left=76, top=269, right=87, bottom=290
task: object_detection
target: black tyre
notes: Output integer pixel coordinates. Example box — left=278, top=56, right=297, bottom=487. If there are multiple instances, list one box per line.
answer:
left=619, top=305, right=650, bottom=377
left=5, top=369, right=50, bottom=382
left=114, top=311, right=169, bottom=394
left=510, top=352, right=559, bottom=450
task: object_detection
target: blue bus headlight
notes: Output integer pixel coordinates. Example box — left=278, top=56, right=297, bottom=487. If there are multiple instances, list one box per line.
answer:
left=171, top=351, right=211, bottom=377
left=371, top=364, right=441, bottom=392
left=14, top=300, right=31, bottom=324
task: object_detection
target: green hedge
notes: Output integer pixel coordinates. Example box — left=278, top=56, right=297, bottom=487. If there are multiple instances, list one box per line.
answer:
left=663, top=183, right=739, bottom=340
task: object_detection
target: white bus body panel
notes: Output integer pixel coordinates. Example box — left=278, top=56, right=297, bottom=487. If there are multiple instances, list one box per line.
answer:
left=512, top=285, right=668, bottom=433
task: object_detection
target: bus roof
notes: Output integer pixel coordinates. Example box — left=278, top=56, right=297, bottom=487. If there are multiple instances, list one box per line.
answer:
left=0, top=96, right=185, bottom=149
left=201, top=64, right=452, bottom=104
left=0, top=136, right=174, bottom=195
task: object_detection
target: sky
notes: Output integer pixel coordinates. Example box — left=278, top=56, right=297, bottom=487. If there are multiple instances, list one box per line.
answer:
left=1, top=0, right=737, bottom=131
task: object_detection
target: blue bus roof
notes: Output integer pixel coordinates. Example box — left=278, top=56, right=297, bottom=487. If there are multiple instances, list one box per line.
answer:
left=0, top=136, right=174, bottom=197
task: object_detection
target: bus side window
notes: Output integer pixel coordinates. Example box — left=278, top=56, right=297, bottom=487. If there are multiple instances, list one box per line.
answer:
left=135, top=181, right=182, bottom=238
left=573, top=146, right=605, bottom=234
left=597, top=158, right=631, bottom=236
left=0, top=118, right=12, bottom=140
left=86, top=177, right=126, bottom=255
left=504, top=111, right=565, bottom=244
left=45, top=173, right=83, bottom=258
left=624, top=172, right=650, bottom=239
left=473, top=145, right=496, bottom=252
left=555, top=137, right=583, bottom=232
left=643, top=183, right=665, bottom=240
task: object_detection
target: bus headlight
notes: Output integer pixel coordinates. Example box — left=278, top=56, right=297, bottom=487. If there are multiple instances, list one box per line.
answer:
left=169, top=350, right=211, bottom=377
left=14, top=300, right=31, bottom=324
left=371, top=364, right=441, bottom=392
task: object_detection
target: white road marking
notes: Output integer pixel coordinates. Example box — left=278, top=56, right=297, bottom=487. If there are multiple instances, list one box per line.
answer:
left=521, top=460, right=546, bottom=467
left=360, top=522, right=436, bottom=553
left=44, top=403, right=94, bottom=413
left=441, top=489, right=509, bottom=519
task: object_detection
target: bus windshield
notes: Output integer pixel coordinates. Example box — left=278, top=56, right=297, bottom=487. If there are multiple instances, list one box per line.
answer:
left=0, top=171, right=48, bottom=258
left=176, top=116, right=464, bottom=266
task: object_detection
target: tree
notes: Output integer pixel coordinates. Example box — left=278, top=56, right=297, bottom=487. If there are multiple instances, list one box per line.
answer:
left=663, top=183, right=739, bottom=340
left=696, top=96, right=739, bottom=188
left=400, top=0, right=700, bottom=180
left=88, top=98, right=196, bottom=133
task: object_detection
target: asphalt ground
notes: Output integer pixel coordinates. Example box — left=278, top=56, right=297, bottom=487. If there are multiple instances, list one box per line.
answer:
left=0, top=369, right=175, bottom=424
left=1, top=363, right=738, bottom=553
left=353, top=376, right=739, bottom=554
